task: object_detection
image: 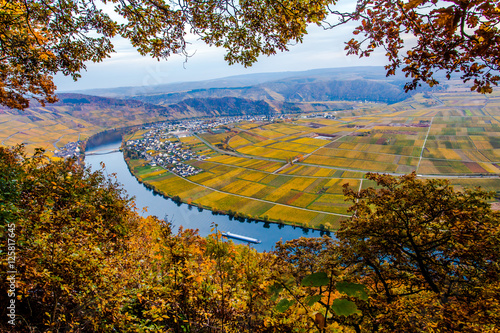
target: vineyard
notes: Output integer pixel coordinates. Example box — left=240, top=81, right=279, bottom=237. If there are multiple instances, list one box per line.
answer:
left=127, top=91, right=500, bottom=229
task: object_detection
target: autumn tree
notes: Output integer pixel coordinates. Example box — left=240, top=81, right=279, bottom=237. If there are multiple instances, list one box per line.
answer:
left=2, top=0, right=499, bottom=109
left=338, top=172, right=500, bottom=331
left=342, top=0, right=500, bottom=93
left=0, top=146, right=168, bottom=331
left=0, top=146, right=298, bottom=332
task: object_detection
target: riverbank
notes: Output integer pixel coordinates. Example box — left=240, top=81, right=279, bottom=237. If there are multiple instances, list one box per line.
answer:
left=124, top=155, right=341, bottom=231
left=85, top=140, right=330, bottom=251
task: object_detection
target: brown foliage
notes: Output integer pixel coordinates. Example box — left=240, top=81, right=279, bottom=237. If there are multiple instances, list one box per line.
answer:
left=343, top=0, right=500, bottom=93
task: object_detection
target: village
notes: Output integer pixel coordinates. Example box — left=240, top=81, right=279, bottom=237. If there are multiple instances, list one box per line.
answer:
left=54, top=141, right=83, bottom=158
left=58, top=112, right=335, bottom=164
left=125, top=136, right=204, bottom=177
left=124, top=115, right=270, bottom=177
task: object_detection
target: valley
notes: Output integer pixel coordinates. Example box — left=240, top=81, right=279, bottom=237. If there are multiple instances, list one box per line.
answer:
left=2, top=67, right=499, bottom=230
left=122, top=90, right=500, bottom=230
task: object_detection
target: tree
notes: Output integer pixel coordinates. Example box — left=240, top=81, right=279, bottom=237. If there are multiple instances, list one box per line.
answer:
left=342, top=0, right=500, bottom=93
left=0, top=0, right=330, bottom=109
left=2, top=0, right=499, bottom=110
left=338, top=172, right=500, bottom=331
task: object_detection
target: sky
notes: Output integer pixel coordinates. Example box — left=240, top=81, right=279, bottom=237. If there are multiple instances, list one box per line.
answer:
left=54, top=13, right=388, bottom=92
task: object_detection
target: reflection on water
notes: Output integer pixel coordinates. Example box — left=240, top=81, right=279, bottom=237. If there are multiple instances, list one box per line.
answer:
left=84, top=140, right=330, bottom=251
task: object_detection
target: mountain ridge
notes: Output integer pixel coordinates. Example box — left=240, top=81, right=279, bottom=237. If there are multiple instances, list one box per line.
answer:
left=65, top=66, right=410, bottom=98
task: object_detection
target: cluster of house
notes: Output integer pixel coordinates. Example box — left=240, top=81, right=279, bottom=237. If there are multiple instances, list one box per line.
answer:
left=125, top=115, right=281, bottom=177
left=144, top=115, right=268, bottom=134
left=301, top=112, right=338, bottom=119
left=125, top=137, right=206, bottom=177
left=54, top=141, right=83, bottom=158
left=389, top=121, right=430, bottom=128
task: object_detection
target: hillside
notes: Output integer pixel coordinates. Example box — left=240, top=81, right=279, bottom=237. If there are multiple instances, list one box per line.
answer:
left=168, top=97, right=274, bottom=118
left=128, top=78, right=413, bottom=106
left=0, top=93, right=297, bottom=156
left=72, top=66, right=444, bottom=106
left=129, top=77, right=437, bottom=109
left=0, top=94, right=171, bottom=156
left=1, top=66, right=450, bottom=157
left=69, top=66, right=397, bottom=97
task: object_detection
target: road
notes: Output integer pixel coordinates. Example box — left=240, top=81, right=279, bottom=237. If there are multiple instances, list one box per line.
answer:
left=416, top=116, right=435, bottom=173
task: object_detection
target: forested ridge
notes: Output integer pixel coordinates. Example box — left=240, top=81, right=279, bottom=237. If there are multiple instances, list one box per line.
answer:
left=1, top=146, right=499, bottom=332
left=129, top=77, right=418, bottom=106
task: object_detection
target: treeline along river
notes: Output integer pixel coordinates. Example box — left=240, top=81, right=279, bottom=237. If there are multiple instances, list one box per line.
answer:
left=85, top=140, right=329, bottom=251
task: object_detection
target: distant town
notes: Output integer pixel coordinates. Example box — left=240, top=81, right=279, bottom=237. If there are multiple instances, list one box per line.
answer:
left=57, top=112, right=340, bottom=176
left=124, top=115, right=283, bottom=177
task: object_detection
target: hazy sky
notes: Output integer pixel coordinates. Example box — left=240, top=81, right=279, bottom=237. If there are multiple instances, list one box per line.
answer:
left=54, top=18, right=388, bottom=91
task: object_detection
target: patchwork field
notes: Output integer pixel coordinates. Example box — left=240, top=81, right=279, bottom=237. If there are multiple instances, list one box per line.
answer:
left=4, top=88, right=500, bottom=230
left=127, top=91, right=500, bottom=230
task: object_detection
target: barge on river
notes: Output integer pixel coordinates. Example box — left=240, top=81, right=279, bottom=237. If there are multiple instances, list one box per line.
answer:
left=222, top=232, right=262, bottom=244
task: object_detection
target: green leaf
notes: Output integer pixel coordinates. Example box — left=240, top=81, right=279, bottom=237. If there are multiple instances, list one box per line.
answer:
left=305, top=295, right=322, bottom=306
left=275, top=298, right=294, bottom=313
left=268, top=283, right=284, bottom=301
left=301, top=272, right=329, bottom=287
left=335, top=282, right=368, bottom=301
left=330, top=299, right=361, bottom=316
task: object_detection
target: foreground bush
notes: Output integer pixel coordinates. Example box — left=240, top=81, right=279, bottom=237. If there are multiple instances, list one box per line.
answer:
left=1, top=146, right=498, bottom=332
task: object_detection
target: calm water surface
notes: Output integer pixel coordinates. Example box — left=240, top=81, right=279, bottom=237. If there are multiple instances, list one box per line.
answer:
left=85, top=140, right=328, bottom=251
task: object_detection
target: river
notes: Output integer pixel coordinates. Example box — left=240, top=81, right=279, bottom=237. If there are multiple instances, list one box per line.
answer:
left=85, top=140, right=329, bottom=251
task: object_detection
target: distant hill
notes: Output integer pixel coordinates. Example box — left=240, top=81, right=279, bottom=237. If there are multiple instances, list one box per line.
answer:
left=71, top=66, right=446, bottom=104
left=131, top=78, right=428, bottom=106
left=40, top=93, right=172, bottom=126
left=70, top=67, right=443, bottom=106
left=69, top=66, right=397, bottom=98
left=50, top=93, right=352, bottom=122
left=168, top=97, right=274, bottom=118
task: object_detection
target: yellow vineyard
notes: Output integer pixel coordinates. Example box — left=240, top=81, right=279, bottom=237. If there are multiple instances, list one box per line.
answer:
left=127, top=91, right=500, bottom=230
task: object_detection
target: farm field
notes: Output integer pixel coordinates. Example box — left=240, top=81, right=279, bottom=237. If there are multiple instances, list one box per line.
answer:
left=3, top=88, right=500, bottom=230
left=128, top=91, right=500, bottom=230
